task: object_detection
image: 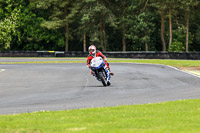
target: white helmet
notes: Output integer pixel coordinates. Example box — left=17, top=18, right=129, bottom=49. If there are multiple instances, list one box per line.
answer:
left=88, top=45, right=96, bottom=55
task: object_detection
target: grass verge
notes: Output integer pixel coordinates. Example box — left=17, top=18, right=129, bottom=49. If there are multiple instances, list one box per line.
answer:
left=0, top=99, right=200, bottom=133
left=184, top=70, right=200, bottom=76
left=1, top=59, right=200, bottom=75
left=110, top=59, right=200, bottom=76
left=0, top=59, right=199, bottom=67
left=109, top=59, right=200, bottom=68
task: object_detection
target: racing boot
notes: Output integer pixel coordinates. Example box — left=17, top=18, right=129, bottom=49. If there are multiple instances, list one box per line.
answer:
left=110, top=71, right=114, bottom=76
left=105, top=63, right=114, bottom=76
left=109, top=68, right=114, bottom=76
left=91, top=71, right=95, bottom=76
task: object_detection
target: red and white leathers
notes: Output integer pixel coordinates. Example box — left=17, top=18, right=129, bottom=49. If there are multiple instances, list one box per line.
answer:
left=87, top=45, right=114, bottom=76
left=87, top=50, right=110, bottom=69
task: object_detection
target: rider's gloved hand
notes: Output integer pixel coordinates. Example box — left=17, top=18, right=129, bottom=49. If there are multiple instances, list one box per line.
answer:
left=104, top=57, right=107, bottom=62
left=88, top=65, right=91, bottom=69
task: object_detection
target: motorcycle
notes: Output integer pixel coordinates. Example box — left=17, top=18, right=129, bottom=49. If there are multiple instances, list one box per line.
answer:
left=90, top=57, right=111, bottom=86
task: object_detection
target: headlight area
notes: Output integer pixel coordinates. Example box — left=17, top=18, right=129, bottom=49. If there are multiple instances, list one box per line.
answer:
left=101, top=62, right=105, bottom=67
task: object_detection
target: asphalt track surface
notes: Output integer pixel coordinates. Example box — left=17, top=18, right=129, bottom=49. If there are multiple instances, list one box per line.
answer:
left=0, top=60, right=200, bottom=115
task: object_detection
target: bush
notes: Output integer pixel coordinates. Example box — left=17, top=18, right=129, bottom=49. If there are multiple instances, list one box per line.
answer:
left=169, top=41, right=185, bottom=52
left=169, top=26, right=193, bottom=52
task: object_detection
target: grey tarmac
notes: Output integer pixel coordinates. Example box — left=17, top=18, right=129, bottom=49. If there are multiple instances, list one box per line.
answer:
left=0, top=62, right=200, bottom=115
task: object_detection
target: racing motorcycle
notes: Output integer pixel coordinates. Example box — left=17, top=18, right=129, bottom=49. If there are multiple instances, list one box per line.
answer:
left=90, top=57, right=111, bottom=86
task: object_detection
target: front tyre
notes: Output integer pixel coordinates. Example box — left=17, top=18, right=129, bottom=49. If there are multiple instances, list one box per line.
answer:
left=98, top=72, right=107, bottom=86
left=107, top=81, right=111, bottom=86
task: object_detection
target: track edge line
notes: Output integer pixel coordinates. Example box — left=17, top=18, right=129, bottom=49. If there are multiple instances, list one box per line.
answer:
left=112, top=62, right=200, bottom=79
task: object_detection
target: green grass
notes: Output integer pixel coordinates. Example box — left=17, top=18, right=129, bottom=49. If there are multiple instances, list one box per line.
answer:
left=109, top=59, right=200, bottom=68
left=0, top=58, right=200, bottom=68
left=0, top=57, right=86, bottom=59
left=1, top=59, right=200, bottom=76
left=0, top=99, right=200, bottom=133
left=0, top=59, right=200, bottom=132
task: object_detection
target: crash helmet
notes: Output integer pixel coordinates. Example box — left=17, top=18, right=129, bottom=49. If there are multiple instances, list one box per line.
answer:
left=88, top=45, right=96, bottom=55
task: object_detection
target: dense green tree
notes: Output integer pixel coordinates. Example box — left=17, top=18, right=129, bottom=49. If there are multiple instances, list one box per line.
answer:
left=1, top=0, right=200, bottom=52
left=0, top=0, right=64, bottom=51
left=0, top=0, right=22, bottom=50
left=30, top=0, right=81, bottom=51
left=102, top=0, right=133, bottom=51
left=18, top=7, right=64, bottom=51
left=125, top=0, right=156, bottom=51
left=166, top=0, right=177, bottom=49
left=192, top=9, right=200, bottom=51
left=78, top=0, right=114, bottom=51
left=128, top=11, right=155, bottom=51
left=151, top=0, right=168, bottom=51
left=177, top=0, right=199, bottom=52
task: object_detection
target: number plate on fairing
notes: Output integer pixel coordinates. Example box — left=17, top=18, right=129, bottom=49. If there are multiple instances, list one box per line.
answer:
left=91, top=57, right=103, bottom=68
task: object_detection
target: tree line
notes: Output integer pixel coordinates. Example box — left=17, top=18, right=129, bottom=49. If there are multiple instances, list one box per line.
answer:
left=0, top=0, right=200, bottom=52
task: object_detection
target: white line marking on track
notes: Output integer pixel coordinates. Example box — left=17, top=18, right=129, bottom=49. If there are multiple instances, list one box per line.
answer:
left=114, top=62, right=200, bottom=79
left=166, top=65, right=200, bottom=79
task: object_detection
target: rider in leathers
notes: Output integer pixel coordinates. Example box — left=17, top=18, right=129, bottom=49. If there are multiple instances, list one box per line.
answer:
left=87, top=45, right=114, bottom=76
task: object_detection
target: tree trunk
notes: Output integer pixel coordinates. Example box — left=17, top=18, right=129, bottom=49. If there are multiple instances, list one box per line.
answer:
left=169, top=7, right=172, bottom=49
left=145, top=42, right=148, bottom=52
left=65, top=23, right=69, bottom=52
left=83, top=32, right=86, bottom=52
left=64, top=6, right=69, bottom=52
left=122, top=33, right=126, bottom=51
left=100, top=23, right=104, bottom=51
left=185, top=11, right=189, bottom=52
left=160, top=11, right=166, bottom=51
left=103, top=30, right=107, bottom=51
left=103, top=24, right=107, bottom=51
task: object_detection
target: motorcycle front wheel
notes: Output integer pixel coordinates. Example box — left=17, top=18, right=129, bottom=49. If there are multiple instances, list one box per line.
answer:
left=98, top=72, right=107, bottom=86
